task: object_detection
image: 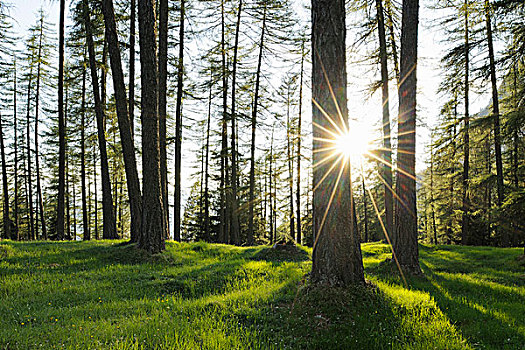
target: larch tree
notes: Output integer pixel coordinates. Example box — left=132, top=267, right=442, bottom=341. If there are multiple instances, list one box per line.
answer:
left=392, top=0, right=421, bottom=273
left=57, top=0, right=66, bottom=240
left=138, top=0, right=166, bottom=252
left=311, top=0, right=365, bottom=285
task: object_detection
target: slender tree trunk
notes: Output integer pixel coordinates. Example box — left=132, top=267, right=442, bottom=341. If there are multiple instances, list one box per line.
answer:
left=13, top=64, right=19, bottom=240
left=461, top=0, right=470, bottom=245
left=81, top=63, right=90, bottom=241
left=35, top=18, right=47, bottom=240
left=101, top=0, right=143, bottom=242
left=25, top=62, right=35, bottom=240
left=138, top=0, right=166, bottom=252
left=361, top=164, right=368, bottom=243
left=82, top=0, right=118, bottom=240
left=384, top=0, right=400, bottom=82
left=57, top=0, right=66, bottom=241
left=430, top=138, right=437, bottom=244
left=159, top=0, right=169, bottom=239
left=0, top=113, right=11, bottom=239
left=219, top=0, right=229, bottom=244
left=311, top=0, right=364, bottom=285
left=66, top=154, right=71, bottom=240
left=173, top=0, right=185, bottom=242
left=269, top=127, right=274, bottom=244
left=204, top=82, right=212, bottom=242
left=286, top=86, right=295, bottom=242
left=248, top=3, right=267, bottom=245
left=229, top=0, right=243, bottom=246
left=447, top=96, right=457, bottom=244
left=129, top=0, right=136, bottom=137
left=376, top=0, right=394, bottom=242
left=392, top=0, right=420, bottom=273
left=296, top=40, right=304, bottom=245
left=484, top=0, right=504, bottom=208
left=512, top=65, right=519, bottom=189
left=93, top=144, right=99, bottom=240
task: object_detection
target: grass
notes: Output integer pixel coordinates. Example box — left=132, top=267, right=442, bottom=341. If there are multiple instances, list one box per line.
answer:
left=0, top=240, right=523, bottom=349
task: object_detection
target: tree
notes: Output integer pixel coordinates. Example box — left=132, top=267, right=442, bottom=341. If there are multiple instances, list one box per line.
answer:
left=57, top=0, right=66, bottom=240
left=0, top=113, right=10, bottom=239
left=311, top=0, right=364, bottom=285
left=101, top=0, right=143, bottom=242
left=392, top=0, right=421, bottom=273
left=159, top=0, right=169, bottom=240
left=138, top=0, right=166, bottom=252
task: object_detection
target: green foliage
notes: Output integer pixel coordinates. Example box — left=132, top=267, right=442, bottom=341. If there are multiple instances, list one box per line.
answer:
left=0, top=241, right=523, bottom=349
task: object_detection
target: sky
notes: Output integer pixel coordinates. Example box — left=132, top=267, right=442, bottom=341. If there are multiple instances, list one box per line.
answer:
left=7, top=0, right=492, bottom=194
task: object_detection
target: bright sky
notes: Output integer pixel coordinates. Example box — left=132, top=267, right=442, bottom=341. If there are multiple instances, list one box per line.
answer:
left=8, top=0, right=491, bottom=176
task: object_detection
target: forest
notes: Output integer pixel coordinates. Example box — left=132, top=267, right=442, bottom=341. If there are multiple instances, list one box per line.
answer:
left=0, top=0, right=524, bottom=348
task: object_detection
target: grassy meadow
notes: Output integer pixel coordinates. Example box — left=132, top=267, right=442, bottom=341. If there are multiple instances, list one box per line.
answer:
left=0, top=240, right=523, bottom=349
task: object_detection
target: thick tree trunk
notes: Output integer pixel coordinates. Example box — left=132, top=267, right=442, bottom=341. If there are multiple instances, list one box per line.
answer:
left=101, top=0, right=143, bottom=242
left=159, top=0, right=169, bottom=239
left=0, top=113, right=10, bottom=239
left=392, top=0, right=420, bottom=273
left=248, top=4, right=267, bottom=246
left=461, top=0, right=470, bottom=245
left=82, top=0, right=118, bottom=240
left=57, top=0, right=66, bottom=241
left=229, top=0, right=243, bottom=246
left=296, top=41, right=304, bottom=245
left=376, top=0, right=394, bottom=242
left=138, top=0, right=166, bottom=252
left=311, top=0, right=365, bottom=285
left=174, top=0, right=185, bottom=242
left=485, top=0, right=504, bottom=208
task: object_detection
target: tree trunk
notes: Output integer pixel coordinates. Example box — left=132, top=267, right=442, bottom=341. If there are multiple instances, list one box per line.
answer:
left=204, top=82, right=212, bottom=242
left=81, top=62, right=90, bottom=241
left=35, top=17, right=47, bottom=240
left=376, top=0, right=394, bottom=242
left=101, top=0, right=143, bottom=242
left=392, top=0, right=420, bottom=273
left=25, top=60, right=35, bottom=240
left=296, top=40, right=304, bottom=245
left=82, top=0, right=118, bottom=240
left=430, top=137, right=437, bottom=244
left=57, top=0, right=66, bottom=241
left=461, top=0, right=470, bottom=245
left=93, top=144, right=99, bottom=239
left=219, top=0, right=229, bottom=244
left=361, top=165, right=368, bottom=243
left=286, top=86, right=295, bottom=242
left=0, top=113, right=11, bottom=239
left=248, top=4, right=267, bottom=246
left=384, top=0, right=400, bottom=82
left=485, top=0, right=504, bottom=208
left=269, top=127, right=274, bottom=244
left=13, top=64, right=19, bottom=240
left=138, top=0, right=166, bottom=252
left=229, top=0, right=243, bottom=246
left=174, top=0, right=185, bottom=242
left=129, top=0, right=136, bottom=138
left=311, top=0, right=365, bottom=285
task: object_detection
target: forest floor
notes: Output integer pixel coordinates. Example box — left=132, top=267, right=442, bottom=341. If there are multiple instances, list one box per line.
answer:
left=0, top=240, right=523, bottom=349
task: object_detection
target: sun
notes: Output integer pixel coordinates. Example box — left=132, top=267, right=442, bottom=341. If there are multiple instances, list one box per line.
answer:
left=333, top=124, right=372, bottom=159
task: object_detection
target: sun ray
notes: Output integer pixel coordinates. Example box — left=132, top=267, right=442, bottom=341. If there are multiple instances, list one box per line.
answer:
left=312, top=99, right=345, bottom=137
left=366, top=151, right=417, bottom=181
left=313, top=153, right=345, bottom=192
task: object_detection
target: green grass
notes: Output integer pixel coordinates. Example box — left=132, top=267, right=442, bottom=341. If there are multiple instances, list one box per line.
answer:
left=0, top=240, right=523, bottom=349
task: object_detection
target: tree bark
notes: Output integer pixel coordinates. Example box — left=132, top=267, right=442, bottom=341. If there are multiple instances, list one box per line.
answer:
left=25, top=58, right=35, bottom=240
left=311, top=0, right=364, bottom=285
left=248, top=3, right=267, bottom=246
left=204, top=82, right=212, bottom=242
left=101, top=0, right=143, bottom=242
left=392, top=0, right=420, bottom=273
left=296, top=40, right=305, bottom=245
left=219, top=0, right=229, bottom=244
left=485, top=0, right=504, bottom=208
left=286, top=85, right=295, bottom=242
left=129, top=0, right=136, bottom=137
left=159, top=0, right=169, bottom=239
left=138, top=0, right=166, bottom=252
left=13, top=64, right=19, bottom=240
left=81, top=61, right=90, bottom=241
left=376, top=0, right=394, bottom=242
left=57, top=0, right=66, bottom=241
left=0, top=113, right=11, bottom=239
left=229, top=0, right=243, bottom=246
left=82, top=0, right=118, bottom=240
left=174, top=0, right=185, bottom=242
left=35, top=16, right=47, bottom=240
left=461, top=0, right=470, bottom=245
